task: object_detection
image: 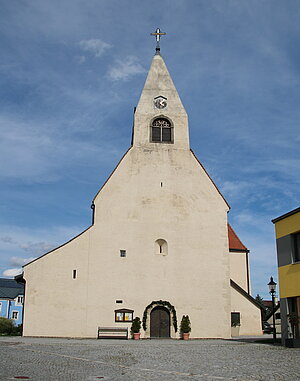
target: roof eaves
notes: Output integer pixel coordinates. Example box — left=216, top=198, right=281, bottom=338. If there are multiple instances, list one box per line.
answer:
left=92, top=147, right=132, bottom=203
left=190, top=149, right=230, bottom=210
left=23, top=225, right=93, bottom=268
left=230, top=279, right=262, bottom=309
left=272, top=207, right=300, bottom=224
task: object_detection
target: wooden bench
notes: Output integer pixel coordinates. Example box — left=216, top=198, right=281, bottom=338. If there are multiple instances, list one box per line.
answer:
left=97, top=327, right=128, bottom=339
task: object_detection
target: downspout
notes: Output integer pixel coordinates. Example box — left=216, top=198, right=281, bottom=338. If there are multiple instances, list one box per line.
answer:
left=246, top=250, right=250, bottom=294
left=131, top=107, right=136, bottom=146
left=91, top=203, right=95, bottom=225
left=7, top=299, right=11, bottom=319
left=21, top=282, right=25, bottom=335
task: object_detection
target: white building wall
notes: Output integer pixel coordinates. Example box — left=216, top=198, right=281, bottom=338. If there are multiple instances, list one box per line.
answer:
left=22, top=52, right=259, bottom=339
left=230, top=287, right=262, bottom=336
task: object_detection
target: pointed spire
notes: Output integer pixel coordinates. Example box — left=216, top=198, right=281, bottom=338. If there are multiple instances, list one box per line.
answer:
left=133, top=52, right=189, bottom=150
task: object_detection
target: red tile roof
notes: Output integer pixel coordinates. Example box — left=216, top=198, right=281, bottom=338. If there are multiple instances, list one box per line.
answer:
left=228, top=223, right=248, bottom=252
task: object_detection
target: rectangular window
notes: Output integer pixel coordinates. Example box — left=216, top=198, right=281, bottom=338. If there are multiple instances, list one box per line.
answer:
left=120, top=250, right=126, bottom=258
left=17, top=296, right=24, bottom=304
left=12, top=311, right=18, bottom=320
left=73, top=270, right=77, bottom=279
left=115, top=309, right=133, bottom=322
left=293, top=232, right=300, bottom=263
left=231, top=312, right=241, bottom=327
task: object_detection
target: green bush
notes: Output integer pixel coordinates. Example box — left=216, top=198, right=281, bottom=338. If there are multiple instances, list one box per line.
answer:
left=0, top=317, right=15, bottom=335
left=131, top=317, right=141, bottom=334
left=12, top=324, right=23, bottom=336
left=180, top=315, right=191, bottom=334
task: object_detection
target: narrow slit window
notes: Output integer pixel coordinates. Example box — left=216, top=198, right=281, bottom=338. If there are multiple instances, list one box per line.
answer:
left=73, top=269, right=77, bottom=279
left=155, top=239, right=168, bottom=256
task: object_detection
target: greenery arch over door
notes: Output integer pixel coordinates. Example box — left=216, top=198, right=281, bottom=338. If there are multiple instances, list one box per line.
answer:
left=142, top=300, right=178, bottom=332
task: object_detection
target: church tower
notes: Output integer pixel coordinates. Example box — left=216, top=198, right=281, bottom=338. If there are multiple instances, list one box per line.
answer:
left=133, top=52, right=189, bottom=150
left=22, top=31, right=262, bottom=339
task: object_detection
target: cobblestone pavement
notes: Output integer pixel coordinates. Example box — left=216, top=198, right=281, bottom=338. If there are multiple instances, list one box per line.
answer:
left=0, top=336, right=299, bottom=381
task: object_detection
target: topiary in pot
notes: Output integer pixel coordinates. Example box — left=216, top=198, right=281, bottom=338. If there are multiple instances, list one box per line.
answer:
left=180, top=315, right=191, bottom=340
left=131, top=317, right=142, bottom=340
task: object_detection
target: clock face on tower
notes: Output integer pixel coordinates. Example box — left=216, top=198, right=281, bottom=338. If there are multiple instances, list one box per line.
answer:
left=154, top=96, right=167, bottom=109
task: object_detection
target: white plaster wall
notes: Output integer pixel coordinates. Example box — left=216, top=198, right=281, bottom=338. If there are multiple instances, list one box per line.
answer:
left=22, top=53, right=245, bottom=339
left=23, top=229, right=91, bottom=337
left=229, top=252, right=248, bottom=291
left=23, top=146, right=231, bottom=338
left=230, top=286, right=262, bottom=336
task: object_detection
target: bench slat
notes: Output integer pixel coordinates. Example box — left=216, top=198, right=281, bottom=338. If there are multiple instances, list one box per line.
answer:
left=98, top=327, right=128, bottom=339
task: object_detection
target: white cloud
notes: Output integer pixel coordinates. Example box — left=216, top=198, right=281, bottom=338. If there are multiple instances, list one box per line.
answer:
left=1, top=234, right=55, bottom=255
left=79, top=39, right=112, bottom=57
left=0, top=224, right=85, bottom=277
left=75, top=55, right=86, bottom=64
left=19, top=242, right=55, bottom=254
left=10, top=256, right=36, bottom=266
left=0, top=114, right=120, bottom=183
left=2, top=268, right=22, bottom=277
left=221, top=180, right=252, bottom=199
left=108, top=56, right=146, bottom=81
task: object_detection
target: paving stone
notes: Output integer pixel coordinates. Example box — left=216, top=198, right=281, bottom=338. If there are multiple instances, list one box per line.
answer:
left=0, top=337, right=299, bottom=381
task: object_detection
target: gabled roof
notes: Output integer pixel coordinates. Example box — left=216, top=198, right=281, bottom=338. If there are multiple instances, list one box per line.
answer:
left=228, top=224, right=248, bottom=252
left=0, top=278, right=24, bottom=299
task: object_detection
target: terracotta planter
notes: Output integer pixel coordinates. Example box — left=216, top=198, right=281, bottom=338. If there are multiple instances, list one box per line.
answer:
left=182, top=333, right=190, bottom=340
left=133, top=332, right=141, bottom=340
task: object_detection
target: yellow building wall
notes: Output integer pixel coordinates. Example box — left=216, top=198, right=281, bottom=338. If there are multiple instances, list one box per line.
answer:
left=275, top=212, right=300, bottom=239
left=278, top=263, right=300, bottom=298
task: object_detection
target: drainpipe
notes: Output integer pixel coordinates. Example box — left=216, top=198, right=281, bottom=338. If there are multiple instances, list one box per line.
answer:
left=246, top=250, right=250, bottom=294
left=91, top=203, right=95, bottom=225
left=7, top=299, right=11, bottom=319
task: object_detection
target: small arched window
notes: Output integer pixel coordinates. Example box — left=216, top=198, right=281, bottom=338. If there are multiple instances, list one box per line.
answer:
left=155, top=239, right=168, bottom=256
left=151, top=118, right=173, bottom=143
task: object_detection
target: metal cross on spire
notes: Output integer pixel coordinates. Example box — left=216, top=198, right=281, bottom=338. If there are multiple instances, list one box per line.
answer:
left=150, top=28, right=166, bottom=54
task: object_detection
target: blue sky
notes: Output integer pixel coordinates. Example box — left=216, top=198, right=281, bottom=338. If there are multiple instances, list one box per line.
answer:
left=0, top=0, right=299, bottom=300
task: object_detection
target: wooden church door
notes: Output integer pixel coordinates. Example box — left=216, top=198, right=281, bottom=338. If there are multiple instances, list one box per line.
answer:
left=150, top=306, right=170, bottom=338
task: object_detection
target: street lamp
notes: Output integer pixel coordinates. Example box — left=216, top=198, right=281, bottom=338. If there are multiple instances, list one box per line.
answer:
left=268, top=276, right=277, bottom=343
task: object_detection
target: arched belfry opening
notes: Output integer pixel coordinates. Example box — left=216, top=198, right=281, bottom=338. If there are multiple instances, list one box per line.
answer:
left=150, top=117, right=173, bottom=143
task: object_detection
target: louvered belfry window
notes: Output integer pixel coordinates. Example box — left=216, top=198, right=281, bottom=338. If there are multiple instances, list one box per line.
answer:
left=151, top=118, right=172, bottom=143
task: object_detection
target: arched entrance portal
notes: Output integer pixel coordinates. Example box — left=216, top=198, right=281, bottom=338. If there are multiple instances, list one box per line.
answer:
left=150, top=306, right=170, bottom=338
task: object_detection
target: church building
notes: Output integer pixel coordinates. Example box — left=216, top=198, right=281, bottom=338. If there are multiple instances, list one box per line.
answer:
left=22, top=32, right=262, bottom=339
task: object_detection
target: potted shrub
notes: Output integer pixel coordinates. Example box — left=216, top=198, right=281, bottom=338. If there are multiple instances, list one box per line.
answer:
left=131, top=317, right=142, bottom=340
left=180, top=315, right=191, bottom=340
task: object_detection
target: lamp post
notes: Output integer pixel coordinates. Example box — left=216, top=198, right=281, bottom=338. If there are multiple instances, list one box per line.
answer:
left=268, top=276, right=277, bottom=344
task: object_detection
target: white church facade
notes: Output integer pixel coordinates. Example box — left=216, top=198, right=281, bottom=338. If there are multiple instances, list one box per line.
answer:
left=22, top=40, right=262, bottom=339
